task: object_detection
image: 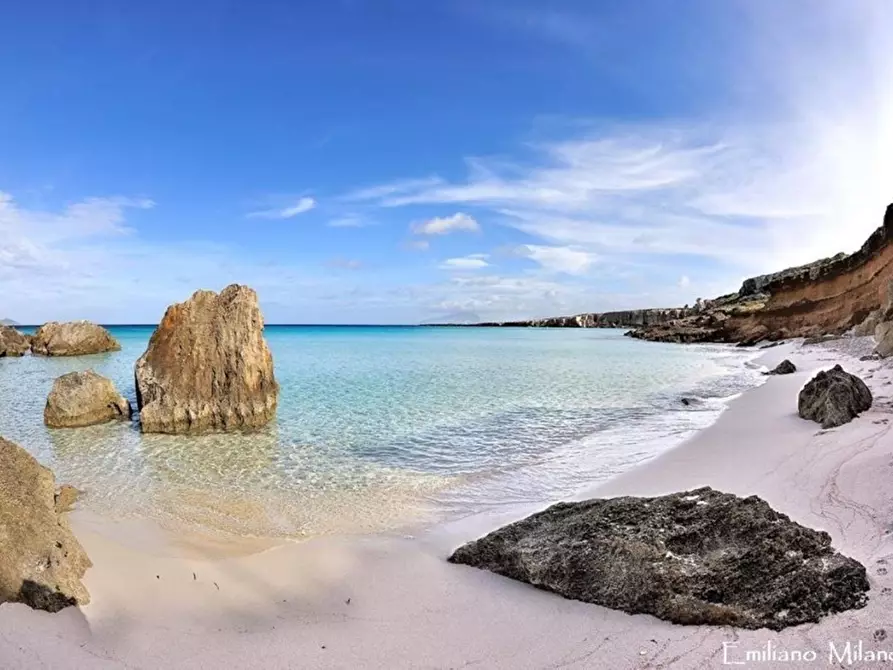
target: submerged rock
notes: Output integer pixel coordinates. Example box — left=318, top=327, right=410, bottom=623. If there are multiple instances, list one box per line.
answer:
left=798, top=365, right=872, bottom=428
left=448, top=487, right=869, bottom=630
left=135, top=284, right=279, bottom=434
left=30, top=321, right=120, bottom=357
left=44, top=370, right=132, bottom=428
left=0, top=437, right=91, bottom=612
left=763, top=359, right=796, bottom=376
left=0, top=326, right=30, bottom=357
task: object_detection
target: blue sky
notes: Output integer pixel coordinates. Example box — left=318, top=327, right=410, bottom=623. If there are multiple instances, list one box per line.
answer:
left=2, top=0, right=892, bottom=324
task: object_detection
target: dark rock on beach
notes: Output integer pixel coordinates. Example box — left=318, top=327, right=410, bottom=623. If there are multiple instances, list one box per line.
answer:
left=798, top=365, right=872, bottom=428
left=44, top=370, right=132, bottom=428
left=0, top=326, right=30, bottom=357
left=0, top=437, right=92, bottom=612
left=135, top=284, right=279, bottom=434
left=30, top=321, right=120, bottom=357
left=763, top=359, right=796, bottom=376
left=448, top=487, right=869, bottom=630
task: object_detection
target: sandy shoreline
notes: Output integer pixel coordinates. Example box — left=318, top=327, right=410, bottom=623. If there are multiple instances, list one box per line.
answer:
left=3, top=339, right=893, bottom=669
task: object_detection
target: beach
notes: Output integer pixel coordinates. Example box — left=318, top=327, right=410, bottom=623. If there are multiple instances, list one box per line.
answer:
left=1, top=337, right=890, bottom=669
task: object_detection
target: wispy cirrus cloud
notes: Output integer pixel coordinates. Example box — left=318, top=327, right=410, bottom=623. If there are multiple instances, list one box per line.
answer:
left=327, top=214, right=374, bottom=228
left=343, top=1, right=893, bottom=294
left=248, top=196, right=316, bottom=220
left=341, top=177, right=444, bottom=202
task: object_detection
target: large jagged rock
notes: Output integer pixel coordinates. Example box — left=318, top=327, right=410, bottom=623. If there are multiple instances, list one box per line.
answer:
left=44, top=370, right=132, bottom=428
left=449, top=487, right=869, bottom=630
left=798, top=365, right=872, bottom=428
left=30, top=321, right=120, bottom=357
left=0, top=326, right=30, bottom=357
left=0, top=437, right=91, bottom=612
left=135, top=284, right=279, bottom=434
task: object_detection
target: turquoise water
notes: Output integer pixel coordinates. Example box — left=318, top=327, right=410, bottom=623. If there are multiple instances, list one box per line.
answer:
left=0, top=326, right=763, bottom=537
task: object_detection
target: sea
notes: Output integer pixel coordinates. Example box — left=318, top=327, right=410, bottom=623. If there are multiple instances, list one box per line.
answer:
left=0, top=326, right=765, bottom=539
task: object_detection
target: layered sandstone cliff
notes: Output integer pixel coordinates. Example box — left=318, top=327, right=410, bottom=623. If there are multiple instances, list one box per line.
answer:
left=629, top=204, right=893, bottom=343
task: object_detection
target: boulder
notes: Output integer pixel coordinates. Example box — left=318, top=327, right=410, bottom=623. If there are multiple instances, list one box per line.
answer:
left=448, top=487, right=869, bottom=630
left=798, top=365, right=872, bottom=428
left=44, top=370, right=132, bottom=428
left=763, top=359, right=796, bottom=376
left=135, top=284, right=279, bottom=434
left=31, top=321, right=120, bottom=357
left=0, top=326, right=30, bottom=357
left=0, top=437, right=91, bottom=612
left=875, top=321, right=893, bottom=357
left=853, top=308, right=883, bottom=337
left=735, top=324, right=769, bottom=347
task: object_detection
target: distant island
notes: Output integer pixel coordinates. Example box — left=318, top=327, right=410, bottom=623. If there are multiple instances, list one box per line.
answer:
left=0, top=318, right=19, bottom=327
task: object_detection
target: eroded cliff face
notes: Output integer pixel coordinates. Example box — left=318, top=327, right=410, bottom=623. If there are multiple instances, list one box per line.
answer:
left=630, top=204, right=893, bottom=343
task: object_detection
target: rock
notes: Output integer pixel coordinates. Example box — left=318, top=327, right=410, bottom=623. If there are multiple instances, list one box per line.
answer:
left=854, top=308, right=883, bottom=336
left=135, top=284, right=279, bottom=434
left=0, top=326, right=30, bottom=357
left=763, top=359, right=796, bottom=376
left=54, top=485, right=81, bottom=513
left=44, top=371, right=131, bottom=428
left=462, top=308, right=698, bottom=329
left=875, top=321, right=893, bottom=357
left=448, top=487, right=868, bottom=630
left=30, top=321, right=120, bottom=357
left=0, top=437, right=91, bottom=612
left=680, top=397, right=692, bottom=406
left=736, top=324, right=769, bottom=347
left=798, top=365, right=872, bottom=428
left=803, top=334, right=842, bottom=345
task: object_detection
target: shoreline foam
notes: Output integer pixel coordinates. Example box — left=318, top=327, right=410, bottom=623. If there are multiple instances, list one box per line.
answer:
left=3, top=338, right=892, bottom=668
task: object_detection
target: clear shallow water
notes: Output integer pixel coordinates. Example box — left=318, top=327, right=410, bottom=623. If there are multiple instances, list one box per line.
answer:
left=0, top=326, right=764, bottom=538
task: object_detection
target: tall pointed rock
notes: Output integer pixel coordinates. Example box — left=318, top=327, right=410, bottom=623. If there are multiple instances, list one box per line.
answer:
left=135, top=284, right=279, bottom=434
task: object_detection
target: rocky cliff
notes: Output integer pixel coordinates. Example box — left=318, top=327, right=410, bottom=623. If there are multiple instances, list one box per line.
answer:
left=629, top=204, right=893, bottom=343
left=446, top=204, right=893, bottom=344
left=452, top=307, right=698, bottom=329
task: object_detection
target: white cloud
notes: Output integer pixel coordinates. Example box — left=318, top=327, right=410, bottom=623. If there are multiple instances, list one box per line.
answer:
left=342, top=3, right=893, bottom=290
left=412, top=212, right=480, bottom=236
left=248, top=196, right=316, bottom=219
left=439, top=254, right=490, bottom=270
left=402, top=239, right=430, bottom=252
left=519, top=244, right=597, bottom=275
left=678, top=275, right=691, bottom=288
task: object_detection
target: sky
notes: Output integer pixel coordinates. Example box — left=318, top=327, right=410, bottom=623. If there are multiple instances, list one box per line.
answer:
left=2, top=0, right=893, bottom=324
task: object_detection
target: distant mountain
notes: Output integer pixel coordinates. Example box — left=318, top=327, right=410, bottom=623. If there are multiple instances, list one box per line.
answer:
left=0, top=318, right=19, bottom=327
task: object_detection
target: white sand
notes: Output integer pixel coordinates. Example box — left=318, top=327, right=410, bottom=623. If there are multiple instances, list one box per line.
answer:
left=3, top=340, right=893, bottom=669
